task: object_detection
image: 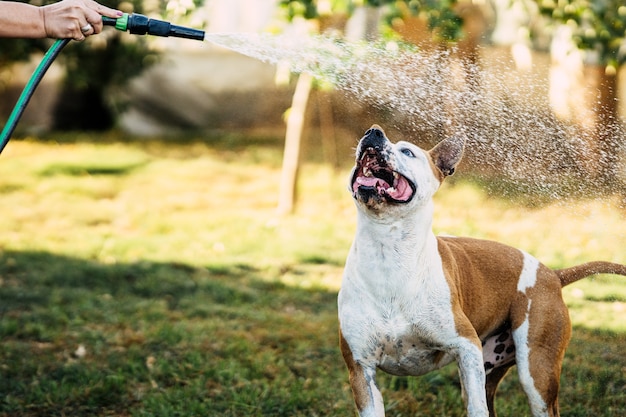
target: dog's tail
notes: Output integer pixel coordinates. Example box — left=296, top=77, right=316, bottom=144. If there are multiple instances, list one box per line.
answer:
left=555, top=261, right=626, bottom=287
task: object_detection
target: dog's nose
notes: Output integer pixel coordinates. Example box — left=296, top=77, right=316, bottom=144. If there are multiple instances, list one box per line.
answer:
left=360, top=125, right=387, bottom=151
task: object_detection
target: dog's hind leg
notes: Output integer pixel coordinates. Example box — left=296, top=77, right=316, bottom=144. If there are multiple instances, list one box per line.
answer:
left=511, top=256, right=572, bottom=417
left=512, top=287, right=571, bottom=416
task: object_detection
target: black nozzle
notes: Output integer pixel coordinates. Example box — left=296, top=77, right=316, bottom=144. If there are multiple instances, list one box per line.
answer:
left=103, top=13, right=205, bottom=41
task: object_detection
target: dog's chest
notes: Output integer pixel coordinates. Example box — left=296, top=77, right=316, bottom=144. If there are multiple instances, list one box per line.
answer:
left=339, top=218, right=461, bottom=375
left=340, top=293, right=458, bottom=376
left=339, top=262, right=459, bottom=376
left=373, top=319, right=457, bottom=376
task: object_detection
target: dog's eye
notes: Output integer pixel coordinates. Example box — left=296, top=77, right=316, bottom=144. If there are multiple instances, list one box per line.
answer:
left=401, top=148, right=415, bottom=158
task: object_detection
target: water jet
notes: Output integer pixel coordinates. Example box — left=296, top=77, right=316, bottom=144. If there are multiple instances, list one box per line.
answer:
left=203, top=32, right=625, bottom=206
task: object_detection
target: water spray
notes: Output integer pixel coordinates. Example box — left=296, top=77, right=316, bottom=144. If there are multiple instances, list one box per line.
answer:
left=0, top=13, right=205, bottom=154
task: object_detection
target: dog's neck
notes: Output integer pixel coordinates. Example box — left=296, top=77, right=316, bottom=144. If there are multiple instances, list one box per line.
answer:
left=357, top=200, right=434, bottom=237
left=351, top=200, right=439, bottom=292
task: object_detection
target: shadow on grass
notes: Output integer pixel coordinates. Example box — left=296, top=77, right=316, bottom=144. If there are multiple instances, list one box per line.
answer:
left=0, top=250, right=348, bottom=417
left=1, top=250, right=625, bottom=417
left=38, top=161, right=148, bottom=177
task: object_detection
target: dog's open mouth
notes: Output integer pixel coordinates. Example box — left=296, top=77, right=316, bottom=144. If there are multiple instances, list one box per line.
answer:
left=352, top=148, right=415, bottom=203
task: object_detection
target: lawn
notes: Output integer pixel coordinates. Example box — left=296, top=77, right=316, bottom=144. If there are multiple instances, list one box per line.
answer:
left=0, top=132, right=625, bottom=416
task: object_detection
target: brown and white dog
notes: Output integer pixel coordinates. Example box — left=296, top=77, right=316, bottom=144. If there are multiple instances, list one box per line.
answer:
left=338, top=125, right=626, bottom=417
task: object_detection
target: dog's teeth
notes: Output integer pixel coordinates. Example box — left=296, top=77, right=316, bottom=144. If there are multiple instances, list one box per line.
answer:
left=363, top=167, right=372, bottom=177
left=387, top=187, right=396, bottom=193
left=393, top=172, right=399, bottom=179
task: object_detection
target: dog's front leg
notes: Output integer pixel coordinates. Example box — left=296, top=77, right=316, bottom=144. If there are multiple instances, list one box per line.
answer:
left=350, top=364, right=385, bottom=417
left=340, top=331, right=385, bottom=417
left=454, top=337, right=489, bottom=417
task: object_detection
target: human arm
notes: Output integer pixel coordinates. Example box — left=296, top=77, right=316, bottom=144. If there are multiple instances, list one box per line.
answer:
left=0, top=0, right=122, bottom=40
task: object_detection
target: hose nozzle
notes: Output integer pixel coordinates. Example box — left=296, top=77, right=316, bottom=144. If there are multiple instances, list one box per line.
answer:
left=103, top=13, right=205, bottom=41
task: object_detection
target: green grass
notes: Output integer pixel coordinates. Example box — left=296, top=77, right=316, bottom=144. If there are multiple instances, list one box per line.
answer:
left=1, top=133, right=625, bottom=416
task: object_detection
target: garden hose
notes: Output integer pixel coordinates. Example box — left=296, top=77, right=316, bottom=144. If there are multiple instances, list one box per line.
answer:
left=0, top=13, right=205, bottom=155
left=0, top=38, right=70, bottom=154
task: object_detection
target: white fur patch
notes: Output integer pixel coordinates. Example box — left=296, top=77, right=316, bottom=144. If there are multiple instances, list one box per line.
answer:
left=517, top=251, right=539, bottom=293
left=456, top=341, right=489, bottom=416
left=367, top=368, right=385, bottom=417
left=514, top=301, right=549, bottom=416
left=514, top=252, right=549, bottom=416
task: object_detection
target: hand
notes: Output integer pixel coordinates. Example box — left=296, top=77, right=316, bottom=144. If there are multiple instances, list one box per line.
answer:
left=41, top=0, right=122, bottom=41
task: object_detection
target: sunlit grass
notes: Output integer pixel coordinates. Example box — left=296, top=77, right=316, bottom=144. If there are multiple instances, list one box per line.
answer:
left=0, top=133, right=625, bottom=416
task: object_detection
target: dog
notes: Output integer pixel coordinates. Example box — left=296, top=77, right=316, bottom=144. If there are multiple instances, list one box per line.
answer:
left=338, top=125, right=626, bottom=417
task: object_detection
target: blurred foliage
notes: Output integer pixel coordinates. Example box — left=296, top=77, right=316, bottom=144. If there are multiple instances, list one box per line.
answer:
left=0, top=37, right=49, bottom=66
left=279, top=0, right=464, bottom=43
left=280, top=0, right=321, bottom=20
left=53, top=32, right=155, bottom=130
left=536, top=0, right=626, bottom=68
left=384, top=0, right=464, bottom=43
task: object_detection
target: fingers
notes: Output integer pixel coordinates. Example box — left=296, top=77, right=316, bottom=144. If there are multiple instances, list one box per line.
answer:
left=83, top=9, right=103, bottom=34
left=87, top=0, right=124, bottom=19
left=81, top=0, right=124, bottom=35
left=80, top=22, right=94, bottom=36
left=83, top=0, right=123, bottom=34
left=42, top=0, right=123, bottom=40
left=70, top=16, right=94, bottom=41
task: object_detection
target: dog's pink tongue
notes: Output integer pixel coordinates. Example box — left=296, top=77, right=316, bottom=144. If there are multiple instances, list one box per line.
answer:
left=387, top=176, right=412, bottom=201
left=353, top=176, right=388, bottom=192
left=354, top=176, right=382, bottom=187
left=353, top=175, right=412, bottom=201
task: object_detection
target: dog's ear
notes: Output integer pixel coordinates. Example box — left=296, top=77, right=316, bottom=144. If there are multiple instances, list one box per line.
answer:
left=429, top=135, right=465, bottom=177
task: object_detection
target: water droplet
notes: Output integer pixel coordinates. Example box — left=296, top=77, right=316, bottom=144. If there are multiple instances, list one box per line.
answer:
left=204, top=32, right=625, bottom=207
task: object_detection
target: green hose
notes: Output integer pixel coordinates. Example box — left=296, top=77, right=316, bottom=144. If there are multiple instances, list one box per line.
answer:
left=0, top=38, right=70, bottom=154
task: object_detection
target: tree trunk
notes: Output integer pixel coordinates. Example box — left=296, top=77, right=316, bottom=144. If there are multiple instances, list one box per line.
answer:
left=277, top=72, right=313, bottom=215
left=586, top=65, right=619, bottom=184
left=455, top=2, right=487, bottom=93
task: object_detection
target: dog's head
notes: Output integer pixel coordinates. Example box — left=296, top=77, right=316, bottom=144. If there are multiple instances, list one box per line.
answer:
left=350, top=125, right=464, bottom=214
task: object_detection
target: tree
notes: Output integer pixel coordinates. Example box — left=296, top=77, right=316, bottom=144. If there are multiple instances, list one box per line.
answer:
left=277, top=0, right=356, bottom=215
left=536, top=0, right=626, bottom=180
left=281, top=0, right=467, bottom=43
left=52, top=27, right=153, bottom=130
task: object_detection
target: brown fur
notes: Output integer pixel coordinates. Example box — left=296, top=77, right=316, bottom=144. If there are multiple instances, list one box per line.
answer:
left=556, top=261, right=626, bottom=286
left=340, top=330, right=371, bottom=413
left=436, top=236, right=625, bottom=417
